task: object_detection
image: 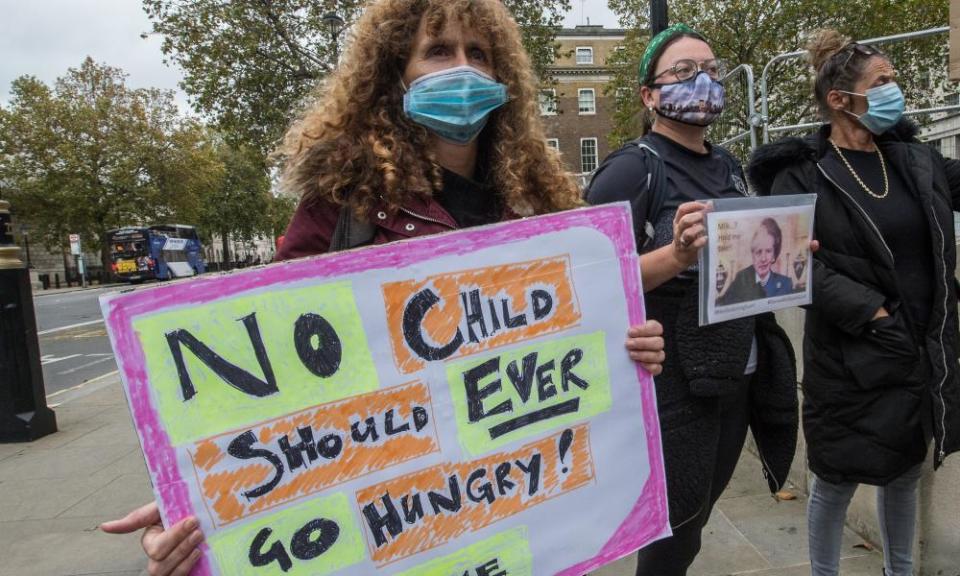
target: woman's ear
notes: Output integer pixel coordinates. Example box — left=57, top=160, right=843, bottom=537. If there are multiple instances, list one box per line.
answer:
left=825, top=89, right=848, bottom=114
left=639, top=85, right=656, bottom=111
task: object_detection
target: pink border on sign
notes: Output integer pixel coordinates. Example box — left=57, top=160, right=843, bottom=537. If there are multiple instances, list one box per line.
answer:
left=103, top=204, right=668, bottom=576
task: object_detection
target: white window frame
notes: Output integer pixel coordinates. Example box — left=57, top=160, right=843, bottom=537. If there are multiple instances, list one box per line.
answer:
left=580, top=137, right=598, bottom=174
left=546, top=138, right=559, bottom=150
left=578, top=88, right=596, bottom=115
left=539, top=89, right=557, bottom=116
left=575, top=46, right=594, bottom=65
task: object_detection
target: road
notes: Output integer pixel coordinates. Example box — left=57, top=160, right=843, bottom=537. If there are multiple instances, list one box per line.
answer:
left=34, top=285, right=127, bottom=400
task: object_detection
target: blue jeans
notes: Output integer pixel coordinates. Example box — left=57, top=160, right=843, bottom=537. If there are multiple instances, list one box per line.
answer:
left=807, top=464, right=923, bottom=576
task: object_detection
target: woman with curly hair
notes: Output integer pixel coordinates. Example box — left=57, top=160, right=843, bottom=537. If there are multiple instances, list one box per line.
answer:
left=100, top=2, right=666, bottom=574
left=274, top=0, right=583, bottom=256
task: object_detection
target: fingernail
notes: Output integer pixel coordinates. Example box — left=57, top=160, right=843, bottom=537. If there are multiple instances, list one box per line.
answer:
left=190, top=529, right=203, bottom=544
left=185, top=517, right=198, bottom=530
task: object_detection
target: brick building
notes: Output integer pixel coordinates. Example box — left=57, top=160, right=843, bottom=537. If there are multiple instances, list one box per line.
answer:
left=539, top=25, right=626, bottom=184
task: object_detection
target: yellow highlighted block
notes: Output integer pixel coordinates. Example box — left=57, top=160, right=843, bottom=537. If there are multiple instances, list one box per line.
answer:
left=393, top=526, right=532, bottom=576
left=208, top=491, right=365, bottom=576
left=134, top=281, right=377, bottom=445
left=446, top=331, right=610, bottom=456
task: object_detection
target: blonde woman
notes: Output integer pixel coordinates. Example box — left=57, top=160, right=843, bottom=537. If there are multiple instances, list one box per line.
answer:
left=100, top=2, right=666, bottom=574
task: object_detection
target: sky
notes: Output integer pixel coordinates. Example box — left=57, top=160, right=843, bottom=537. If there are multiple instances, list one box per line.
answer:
left=0, top=0, right=620, bottom=109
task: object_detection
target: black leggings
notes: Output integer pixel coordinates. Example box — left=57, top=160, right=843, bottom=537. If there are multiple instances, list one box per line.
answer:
left=634, top=376, right=753, bottom=576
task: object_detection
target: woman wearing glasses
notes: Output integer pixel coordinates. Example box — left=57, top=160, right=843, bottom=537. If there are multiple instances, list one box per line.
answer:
left=587, top=25, right=800, bottom=576
left=749, top=29, right=960, bottom=576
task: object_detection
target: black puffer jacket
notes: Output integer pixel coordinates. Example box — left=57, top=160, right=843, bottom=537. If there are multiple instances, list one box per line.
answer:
left=647, top=279, right=798, bottom=527
left=748, top=120, right=960, bottom=485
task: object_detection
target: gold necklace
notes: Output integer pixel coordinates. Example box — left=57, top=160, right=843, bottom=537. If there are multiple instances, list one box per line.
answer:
left=829, top=139, right=889, bottom=199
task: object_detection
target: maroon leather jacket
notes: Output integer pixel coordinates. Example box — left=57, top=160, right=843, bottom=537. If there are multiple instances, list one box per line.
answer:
left=276, top=194, right=460, bottom=261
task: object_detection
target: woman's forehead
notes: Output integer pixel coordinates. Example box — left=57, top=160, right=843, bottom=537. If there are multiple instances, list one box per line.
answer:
left=419, top=10, right=489, bottom=44
left=861, top=56, right=895, bottom=79
left=656, top=37, right=714, bottom=70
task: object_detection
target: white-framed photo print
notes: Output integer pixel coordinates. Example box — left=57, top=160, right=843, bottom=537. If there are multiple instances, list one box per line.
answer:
left=699, top=194, right=817, bottom=326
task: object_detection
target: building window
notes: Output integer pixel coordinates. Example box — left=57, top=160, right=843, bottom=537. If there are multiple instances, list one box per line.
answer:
left=576, top=47, right=594, bottom=65
left=546, top=138, right=559, bottom=150
left=615, top=87, right=633, bottom=104
left=539, top=89, right=557, bottom=116
left=581, top=138, right=598, bottom=173
left=578, top=89, right=596, bottom=115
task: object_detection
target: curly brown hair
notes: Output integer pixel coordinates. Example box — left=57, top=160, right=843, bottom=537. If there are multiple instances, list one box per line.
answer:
left=277, top=0, right=581, bottom=219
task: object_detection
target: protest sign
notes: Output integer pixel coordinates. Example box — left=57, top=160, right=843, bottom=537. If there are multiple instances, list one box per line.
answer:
left=700, top=194, right=816, bottom=325
left=101, top=203, right=668, bottom=575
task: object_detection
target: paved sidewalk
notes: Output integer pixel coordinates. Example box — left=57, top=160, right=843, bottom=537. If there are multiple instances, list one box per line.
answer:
left=0, top=375, right=885, bottom=576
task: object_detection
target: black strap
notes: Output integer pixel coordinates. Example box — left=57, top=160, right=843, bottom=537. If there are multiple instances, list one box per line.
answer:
left=328, top=205, right=376, bottom=253
left=627, top=136, right=668, bottom=250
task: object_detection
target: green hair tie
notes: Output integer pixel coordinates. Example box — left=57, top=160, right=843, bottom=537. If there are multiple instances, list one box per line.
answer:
left=638, top=23, right=701, bottom=85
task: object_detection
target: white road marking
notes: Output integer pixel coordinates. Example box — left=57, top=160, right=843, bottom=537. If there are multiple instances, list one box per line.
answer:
left=40, top=353, right=82, bottom=365
left=37, top=319, right=104, bottom=336
left=46, top=369, right=120, bottom=400
left=56, top=355, right=115, bottom=375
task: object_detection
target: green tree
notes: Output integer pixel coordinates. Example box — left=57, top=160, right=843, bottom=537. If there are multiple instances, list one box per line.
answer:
left=142, top=0, right=571, bottom=153
left=0, top=58, right=220, bottom=270
left=606, top=0, right=949, bottom=156
left=267, top=193, right=298, bottom=241
left=197, top=138, right=273, bottom=264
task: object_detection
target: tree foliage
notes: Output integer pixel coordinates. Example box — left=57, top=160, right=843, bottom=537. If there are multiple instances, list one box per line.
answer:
left=0, top=58, right=220, bottom=268
left=197, top=138, right=275, bottom=262
left=142, top=0, right=571, bottom=153
left=606, top=0, right=950, bottom=156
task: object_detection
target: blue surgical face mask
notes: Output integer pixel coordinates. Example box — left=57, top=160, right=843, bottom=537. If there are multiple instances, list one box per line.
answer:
left=654, top=71, right=725, bottom=127
left=403, top=66, right=508, bottom=145
left=841, top=82, right=904, bottom=135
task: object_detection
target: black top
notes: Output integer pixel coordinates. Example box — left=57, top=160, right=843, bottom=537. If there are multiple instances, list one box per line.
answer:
left=587, top=132, right=748, bottom=276
left=643, top=132, right=748, bottom=209
left=826, top=146, right=934, bottom=336
left=434, top=168, right=500, bottom=228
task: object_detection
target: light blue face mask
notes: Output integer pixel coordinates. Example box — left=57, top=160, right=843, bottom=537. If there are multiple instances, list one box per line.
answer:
left=403, top=65, right=508, bottom=145
left=841, top=82, right=905, bottom=135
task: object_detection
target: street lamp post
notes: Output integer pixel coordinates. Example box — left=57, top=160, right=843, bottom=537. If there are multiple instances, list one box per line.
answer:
left=0, top=200, right=57, bottom=442
left=650, top=0, right=668, bottom=35
left=322, top=10, right=346, bottom=64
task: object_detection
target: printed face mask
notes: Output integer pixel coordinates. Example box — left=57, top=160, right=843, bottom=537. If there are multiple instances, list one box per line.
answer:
left=841, top=82, right=904, bottom=135
left=403, top=65, right=509, bottom=145
left=654, top=71, right=725, bottom=127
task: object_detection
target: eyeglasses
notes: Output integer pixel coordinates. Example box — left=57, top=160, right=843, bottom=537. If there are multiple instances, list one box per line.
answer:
left=836, top=43, right=879, bottom=70
left=652, top=58, right=726, bottom=83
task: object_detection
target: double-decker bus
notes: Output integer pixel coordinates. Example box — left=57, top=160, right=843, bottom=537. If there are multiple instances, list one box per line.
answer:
left=106, top=225, right=206, bottom=282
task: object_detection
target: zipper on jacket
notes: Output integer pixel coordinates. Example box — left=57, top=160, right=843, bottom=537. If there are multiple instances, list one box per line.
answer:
left=398, top=206, right=456, bottom=229
left=928, top=209, right=950, bottom=463
left=819, top=162, right=950, bottom=463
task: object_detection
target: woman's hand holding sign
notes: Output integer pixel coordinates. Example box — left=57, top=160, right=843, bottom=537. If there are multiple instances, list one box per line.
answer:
left=626, top=320, right=665, bottom=376
left=100, top=502, right=203, bottom=576
left=672, top=201, right=710, bottom=266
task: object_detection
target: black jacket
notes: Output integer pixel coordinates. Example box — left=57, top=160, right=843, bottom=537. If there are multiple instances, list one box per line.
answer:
left=748, top=120, right=960, bottom=485
left=645, top=279, right=798, bottom=527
